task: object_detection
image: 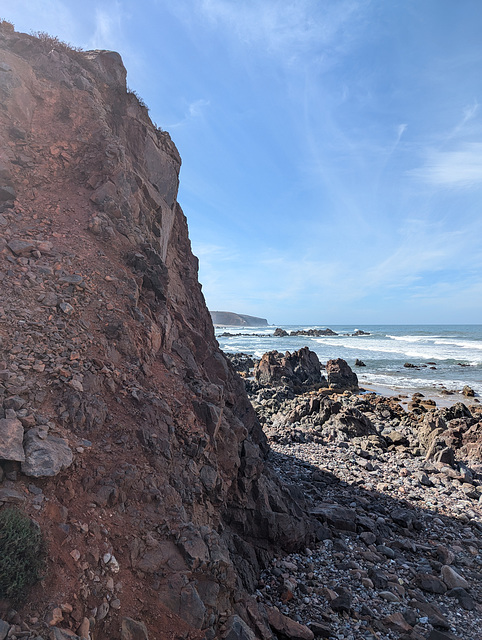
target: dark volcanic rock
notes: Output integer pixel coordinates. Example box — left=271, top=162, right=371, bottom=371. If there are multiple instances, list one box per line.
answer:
left=289, top=328, right=337, bottom=337
left=254, top=347, right=327, bottom=391
left=325, top=358, right=358, bottom=391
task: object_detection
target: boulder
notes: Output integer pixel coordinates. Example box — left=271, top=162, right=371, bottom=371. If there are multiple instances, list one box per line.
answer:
left=21, top=428, right=73, bottom=477
left=325, top=358, right=358, bottom=391
left=273, top=328, right=288, bottom=337
left=223, top=615, right=256, bottom=640
left=311, top=503, right=357, bottom=532
left=0, top=185, right=15, bottom=202
left=441, top=565, right=469, bottom=590
left=254, top=347, right=326, bottom=391
left=414, top=572, right=447, bottom=594
left=0, top=620, right=9, bottom=640
left=322, top=407, right=376, bottom=438
left=0, top=417, right=25, bottom=461
left=266, top=607, right=314, bottom=640
left=226, top=353, right=255, bottom=374
left=121, top=618, right=149, bottom=640
left=7, top=239, right=35, bottom=256
left=0, top=488, right=25, bottom=504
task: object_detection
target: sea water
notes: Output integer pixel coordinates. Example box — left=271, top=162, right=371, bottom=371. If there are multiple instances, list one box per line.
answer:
left=215, top=324, right=482, bottom=397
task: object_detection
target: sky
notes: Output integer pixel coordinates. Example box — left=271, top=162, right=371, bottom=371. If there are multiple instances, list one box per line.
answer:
left=2, top=0, right=482, bottom=325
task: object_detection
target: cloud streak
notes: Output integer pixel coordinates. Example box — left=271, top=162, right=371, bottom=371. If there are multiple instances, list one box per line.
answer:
left=410, top=142, right=482, bottom=188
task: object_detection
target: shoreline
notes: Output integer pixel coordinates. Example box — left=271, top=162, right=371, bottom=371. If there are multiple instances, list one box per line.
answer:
left=358, top=380, right=480, bottom=410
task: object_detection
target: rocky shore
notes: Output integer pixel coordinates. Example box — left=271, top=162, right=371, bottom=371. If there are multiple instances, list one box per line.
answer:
left=227, top=349, right=482, bottom=640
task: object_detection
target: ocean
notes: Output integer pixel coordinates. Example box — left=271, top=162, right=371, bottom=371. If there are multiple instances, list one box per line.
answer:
left=215, top=324, right=482, bottom=398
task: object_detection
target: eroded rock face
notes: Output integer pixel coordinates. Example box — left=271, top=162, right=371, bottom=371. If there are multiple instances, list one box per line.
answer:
left=254, top=347, right=327, bottom=391
left=0, top=24, right=311, bottom=639
left=325, top=358, right=358, bottom=392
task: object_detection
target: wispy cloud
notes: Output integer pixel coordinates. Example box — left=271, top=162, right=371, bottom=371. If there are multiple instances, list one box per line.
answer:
left=410, top=101, right=482, bottom=188
left=169, top=0, right=365, bottom=70
left=410, top=142, right=482, bottom=188
left=88, top=3, right=125, bottom=50
left=450, top=99, right=479, bottom=138
left=168, top=99, right=210, bottom=129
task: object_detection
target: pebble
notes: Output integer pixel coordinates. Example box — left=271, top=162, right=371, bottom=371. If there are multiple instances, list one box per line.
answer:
left=248, top=382, right=482, bottom=640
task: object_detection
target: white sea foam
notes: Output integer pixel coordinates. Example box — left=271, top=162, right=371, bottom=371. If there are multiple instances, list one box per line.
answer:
left=216, top=325, right=482, bottom=394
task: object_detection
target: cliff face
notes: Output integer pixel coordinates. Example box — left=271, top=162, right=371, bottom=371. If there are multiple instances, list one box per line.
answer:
left=210, top=312, right=268, bottom=327
left=0, top=24, right=310, bottom=639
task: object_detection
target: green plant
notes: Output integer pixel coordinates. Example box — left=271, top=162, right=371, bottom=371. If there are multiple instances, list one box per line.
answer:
left=0, top=508, right=46, bottom=602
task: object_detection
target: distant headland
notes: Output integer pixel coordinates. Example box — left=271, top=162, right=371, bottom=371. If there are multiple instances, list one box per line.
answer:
left=210, top=310, right=268, bottom=326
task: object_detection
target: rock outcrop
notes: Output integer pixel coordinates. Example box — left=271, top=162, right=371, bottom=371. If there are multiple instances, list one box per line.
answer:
left=325, top=358, right=359, bottom=392
left=0, top=24, right=310, bottom=639
left=254, top=348, right=327, bottom=392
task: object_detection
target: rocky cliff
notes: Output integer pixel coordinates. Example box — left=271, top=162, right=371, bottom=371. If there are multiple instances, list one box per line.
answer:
left=0, top=24, right=311, bottom=640
left=210, top=312, right=268, bottom=327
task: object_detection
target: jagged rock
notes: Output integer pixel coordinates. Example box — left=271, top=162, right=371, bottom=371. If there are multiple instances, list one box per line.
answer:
left=418, top=411, right=447, bottom=450
left=330, top=587, right=352, bottom=613
left=223, top=615, right=256, bottom=640
left=0, top=488, right=26, bottom=504
left=463, top=385, right=475, bottom=397
left=307, top=621, right=332, bottom=638
left=121, top=618, right=149, bottom=640
left=446, top=587, right=474, bottom=610
left=0, top=417, right=25, bottom=461
left=289, top=328, right=337, bottom=337
left=414, top=572, right=447, bottom=594
left=7, top=239, right=35, bottom=256
left=383, top=612, right=412, bottom=632
left=409, top=600, right=450, bottom=629
left=274, top=328, right=288, bottom=337
left=266, top=607, right=314, bottom=640
left=322, top=406, right=376, bottom=438
left=325, top=358, right=358, bottom=391
left=311, top=503, right=357, bottom=532
left=0, top=620, right=9, bottom=640
left=440, top=565, right=469, bottom=590
left=0, top=185, right=15, bottom=202
left=254, top=347, right=326, bottom=390
left=21, top=428, right=73, bottom=477
left=225, top=352, right=255, bottom=374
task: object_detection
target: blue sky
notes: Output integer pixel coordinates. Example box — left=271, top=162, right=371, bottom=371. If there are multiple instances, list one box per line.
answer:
left=3, top=1, right=482, bottom=324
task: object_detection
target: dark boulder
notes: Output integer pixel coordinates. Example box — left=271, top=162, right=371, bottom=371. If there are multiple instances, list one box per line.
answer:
left=254, top=347, right=327, bottom=391
left=325, top=358, right=358, bottom=391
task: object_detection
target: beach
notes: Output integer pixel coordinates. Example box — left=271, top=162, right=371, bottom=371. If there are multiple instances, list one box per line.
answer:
left=226, top=346, right=482, bottom=640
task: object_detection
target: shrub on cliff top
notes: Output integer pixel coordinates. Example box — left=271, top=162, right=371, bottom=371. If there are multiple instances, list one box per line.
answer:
left=30, top=30, right=84, bottom=55
left=0, top=19, right=15, bottom=32
left=0, top=507, right=46, bottom=602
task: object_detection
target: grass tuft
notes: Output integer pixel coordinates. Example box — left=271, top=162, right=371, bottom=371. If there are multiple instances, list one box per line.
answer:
left=0, top=508, right=46, bottom=603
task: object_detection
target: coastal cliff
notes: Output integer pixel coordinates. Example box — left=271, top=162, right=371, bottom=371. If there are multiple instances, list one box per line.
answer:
left=210, top=311, right=268, bottom=327
left=0, top=24, right=310, bottom=639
